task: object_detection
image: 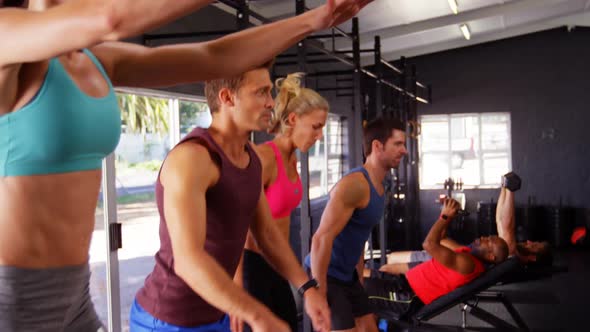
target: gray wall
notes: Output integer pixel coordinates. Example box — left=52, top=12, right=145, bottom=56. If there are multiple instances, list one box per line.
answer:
left=402, top=27, right=590, bottom=243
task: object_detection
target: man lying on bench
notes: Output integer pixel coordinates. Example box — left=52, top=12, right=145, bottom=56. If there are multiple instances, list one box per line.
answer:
left=364, top=198, right=509, bottom=320
left=380, top=172, right=550, bottom=275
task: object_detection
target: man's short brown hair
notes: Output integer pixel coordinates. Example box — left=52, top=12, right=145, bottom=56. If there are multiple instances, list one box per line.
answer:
left=363, top=117, right=405, bottom=156
left=205, top=59, right=274, bottom=113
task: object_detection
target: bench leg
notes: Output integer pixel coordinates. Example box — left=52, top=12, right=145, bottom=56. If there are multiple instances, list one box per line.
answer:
left=469, top=305, right=521, bottom=331
left=461, top=304, right=468, bottom=328
left=500, top=295, right=530, bottom=331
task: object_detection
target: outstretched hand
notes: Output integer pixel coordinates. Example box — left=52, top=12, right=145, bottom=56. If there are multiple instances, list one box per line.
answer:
left=312, top=0, right=373, bottom=31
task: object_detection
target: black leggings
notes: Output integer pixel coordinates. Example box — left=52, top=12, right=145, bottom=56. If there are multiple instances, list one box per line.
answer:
left=364, top=272, right=424, bottom=321
left=242, top=250, right=298, bottom=332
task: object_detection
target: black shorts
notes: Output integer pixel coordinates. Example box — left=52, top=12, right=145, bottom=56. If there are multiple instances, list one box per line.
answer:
left=364, top=272, right=424, bottom=321
left=326, top=272, right=373, bottom=330
left=242, top=250, right=298, bottom=332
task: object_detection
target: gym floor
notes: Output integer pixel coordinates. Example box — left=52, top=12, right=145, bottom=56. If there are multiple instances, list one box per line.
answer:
left=383, top=249, right=590, bottom=332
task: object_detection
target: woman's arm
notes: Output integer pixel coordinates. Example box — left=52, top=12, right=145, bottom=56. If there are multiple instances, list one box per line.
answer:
left=0, top=0, right=216, bottom=67
left=91, top=0, right=373, bottom=87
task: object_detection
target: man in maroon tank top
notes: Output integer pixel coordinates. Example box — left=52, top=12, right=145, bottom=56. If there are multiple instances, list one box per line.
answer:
left=131, top=61, right=330, bottom=332
left=364, top=198, right=509, bottom=320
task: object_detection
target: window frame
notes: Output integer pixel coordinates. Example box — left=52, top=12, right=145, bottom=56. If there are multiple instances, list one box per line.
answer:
left=300, top=113, right=347, bottom=200
left=419, top=112, right=512, bottom=190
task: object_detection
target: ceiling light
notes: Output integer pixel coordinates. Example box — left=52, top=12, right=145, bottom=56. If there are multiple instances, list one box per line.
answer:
left=448, top=0, right=459, bottom=14
left=460, top=23, right=471, bottom=40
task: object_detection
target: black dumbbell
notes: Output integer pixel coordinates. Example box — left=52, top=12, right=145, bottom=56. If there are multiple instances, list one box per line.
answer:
left=502, top=172, right=521, bottom=192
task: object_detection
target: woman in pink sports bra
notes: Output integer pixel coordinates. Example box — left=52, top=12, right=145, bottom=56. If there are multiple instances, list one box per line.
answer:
left=232, top=73, right=329, bottom=332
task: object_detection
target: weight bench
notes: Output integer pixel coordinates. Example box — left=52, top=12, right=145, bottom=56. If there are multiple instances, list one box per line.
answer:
left=377, top=256, right=529, bottom=331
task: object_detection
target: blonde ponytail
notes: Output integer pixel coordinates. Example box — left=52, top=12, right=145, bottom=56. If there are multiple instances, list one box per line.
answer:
left=269, top=73, right=329, bottom=134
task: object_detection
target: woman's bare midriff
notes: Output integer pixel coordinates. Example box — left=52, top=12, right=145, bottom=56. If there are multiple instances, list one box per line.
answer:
left=0, top=169, right=102, bottom=268
left=244, top=216, right=291, bottom=254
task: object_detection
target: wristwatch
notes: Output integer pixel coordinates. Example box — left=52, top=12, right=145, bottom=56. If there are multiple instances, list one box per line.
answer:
left=440, top=214, right=449, bottom=220
left=297, top=278, right=319, bottom=296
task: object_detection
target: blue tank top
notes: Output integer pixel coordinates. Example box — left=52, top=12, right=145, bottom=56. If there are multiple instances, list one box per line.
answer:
left=306, top=166, right=385, bottom=282
left=0, top=49, right=121, bottom=176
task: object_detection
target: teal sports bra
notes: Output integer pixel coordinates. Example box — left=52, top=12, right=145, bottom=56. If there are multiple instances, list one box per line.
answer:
left=0, top=49, right=121, bottom=177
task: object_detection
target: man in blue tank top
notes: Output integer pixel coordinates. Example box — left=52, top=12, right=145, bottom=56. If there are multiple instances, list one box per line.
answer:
left=305, top=117, right=407, bottom=331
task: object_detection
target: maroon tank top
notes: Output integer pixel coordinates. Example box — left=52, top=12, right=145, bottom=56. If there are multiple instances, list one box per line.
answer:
left=135, top=127, right=262, bottom=326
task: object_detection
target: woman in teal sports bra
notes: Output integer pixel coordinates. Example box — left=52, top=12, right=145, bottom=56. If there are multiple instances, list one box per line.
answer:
left=0, top=1, right=371, bottom=331
left=231, top=73, right=330, bottom=332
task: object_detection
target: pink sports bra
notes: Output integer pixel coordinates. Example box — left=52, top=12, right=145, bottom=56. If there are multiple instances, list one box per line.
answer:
left=264, top=141, right=303, bottom=219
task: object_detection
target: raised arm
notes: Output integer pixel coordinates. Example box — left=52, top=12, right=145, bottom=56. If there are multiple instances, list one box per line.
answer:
left=90, top=0, right=373, bottom=88
left=310, top=174, right=367, bottom=295
left=496, top=187, right=517, bottom=255
left=160, top=142, right=286, bottom=331
left=422, top=198, right=475, bottom=275
left=0, top=0, right=218, bottom=66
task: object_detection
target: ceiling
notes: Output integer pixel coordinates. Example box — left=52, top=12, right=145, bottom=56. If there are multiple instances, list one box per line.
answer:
left=222, top=0, right=590, bottom=64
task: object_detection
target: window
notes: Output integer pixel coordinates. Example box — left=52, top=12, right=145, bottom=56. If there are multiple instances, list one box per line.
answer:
left=419, top=113, right=511, bottom=189
left=179, top=99, right=211, bottom=135
left=116, top=92, right=172, bottom=330
left=301, top=114, right=347, bottom=199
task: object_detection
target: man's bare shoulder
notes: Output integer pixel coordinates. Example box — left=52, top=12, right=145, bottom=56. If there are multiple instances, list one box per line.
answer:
left=330, top=172, right=370, bottom=208
left=161, top=141, right=220, bottom=188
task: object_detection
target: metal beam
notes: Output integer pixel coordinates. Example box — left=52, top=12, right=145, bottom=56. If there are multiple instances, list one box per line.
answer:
left=235, top=0, right=249, bottom=30
left=278, top=51, right=348, bottom=58
left=374, top=36, right=383, bottom=119
left=295, top=3, right=314, bottom=332
left=315, top=86, right=353, bottom=92
left=351, top=17, right=364, bottom=169
left=380, top=79, right=403, bottom=93
left=306, top=34, right=353, bottom=39
left=143, top=30, right=236, bottom=41
left=333, top=26, right=354, bottom=40
left=275, top=58, right=346, bottom=66
left=374, top=35, right=388, bottom=267
left=381, top=59, right=402, bottom=75
left=406, top=65, right=421, bottom=249
left=102, top=154, right=122, bottom=332
left=307, top=70, right=353, bottom=77
left=306, top=42, right=355, bottom=67
left=217, top=0, right=272, bottom=24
